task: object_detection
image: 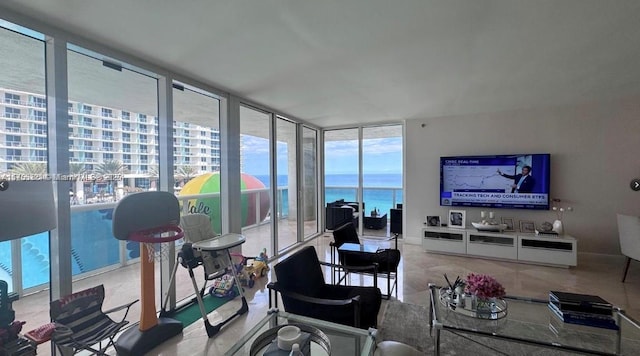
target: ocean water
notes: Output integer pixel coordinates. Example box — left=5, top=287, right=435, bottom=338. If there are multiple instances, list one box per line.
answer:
left=256, top=173, right=403, bottom=215
left=255, top=173, right=401, bottom=188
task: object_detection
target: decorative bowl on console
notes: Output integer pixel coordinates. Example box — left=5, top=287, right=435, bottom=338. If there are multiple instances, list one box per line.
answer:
left=471, top=222, right=508, bottom=232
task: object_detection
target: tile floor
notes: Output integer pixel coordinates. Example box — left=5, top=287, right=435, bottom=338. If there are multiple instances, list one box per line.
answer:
left=17, top=233, right=640, bottom=355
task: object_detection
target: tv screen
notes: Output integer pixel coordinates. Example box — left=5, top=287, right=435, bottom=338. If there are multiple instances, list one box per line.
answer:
left=440, top=154, right=551, bottom=210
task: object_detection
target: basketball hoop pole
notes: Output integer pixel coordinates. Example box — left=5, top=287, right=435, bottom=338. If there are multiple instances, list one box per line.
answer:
left=140, top=243, right=157, bottom=331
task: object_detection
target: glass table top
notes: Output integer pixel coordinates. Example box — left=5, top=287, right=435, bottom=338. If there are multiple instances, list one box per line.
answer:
left=338, top=243, right=379, bottom=254
left=225, top=309, right=376, bottom=356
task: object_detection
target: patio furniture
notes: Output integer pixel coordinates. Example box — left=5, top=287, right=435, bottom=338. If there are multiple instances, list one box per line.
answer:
left=364, top=213, right=387, bottom=230
left=326, top=199, right=363, bottom=230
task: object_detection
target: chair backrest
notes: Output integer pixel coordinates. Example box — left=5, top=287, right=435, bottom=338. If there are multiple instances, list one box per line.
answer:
left=180, top=213, right=216, bottom=243
left=617, top=214, right=640, bottom=260
left=332, top=223, right=361, bottom=247
left=274, top=246, right=326, bottom=297
left=50, top=285, right=107, bottom=333
left=390, top=208, right=403, bottom=234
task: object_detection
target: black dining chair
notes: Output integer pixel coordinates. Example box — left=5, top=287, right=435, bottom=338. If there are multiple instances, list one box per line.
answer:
left=331, top=223, right=401, bottom=299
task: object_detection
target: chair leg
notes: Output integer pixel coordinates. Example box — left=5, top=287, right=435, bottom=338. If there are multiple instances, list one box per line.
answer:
left=622, top=257, right=632, bottom=283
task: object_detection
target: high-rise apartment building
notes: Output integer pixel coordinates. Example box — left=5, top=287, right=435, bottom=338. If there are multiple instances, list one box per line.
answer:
left=1, top=87, right=221, bottom=202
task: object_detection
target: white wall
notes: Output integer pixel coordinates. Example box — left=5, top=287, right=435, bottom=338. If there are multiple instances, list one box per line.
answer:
left=404, top=96, right=640, bottom=255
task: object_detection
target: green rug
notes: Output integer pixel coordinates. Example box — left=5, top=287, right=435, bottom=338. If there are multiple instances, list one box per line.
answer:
left=170, top=293, right=234, bottom=327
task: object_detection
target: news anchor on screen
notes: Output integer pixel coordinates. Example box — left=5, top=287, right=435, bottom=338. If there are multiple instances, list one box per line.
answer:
left=497, top=165, right=535, bottom=193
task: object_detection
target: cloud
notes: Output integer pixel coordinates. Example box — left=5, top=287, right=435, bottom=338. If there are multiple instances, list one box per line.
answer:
left=241, top=135, right=269, bottom=154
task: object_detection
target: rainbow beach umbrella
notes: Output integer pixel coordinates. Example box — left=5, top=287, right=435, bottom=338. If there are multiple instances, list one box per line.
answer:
left=179, top=172, right=270, bottom=233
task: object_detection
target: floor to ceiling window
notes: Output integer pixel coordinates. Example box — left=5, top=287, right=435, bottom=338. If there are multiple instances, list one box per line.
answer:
left=362, top=125, right=403, bottom=237
left=0, top=21, right=47, bottom=294
left=66, top=44, right=159, bottom=309
left=324, top=128, right=360, bottom=223
left=172, top=82, right=221, bottom=302
left=239, top=105, right=273, bottom=257
left=275, top=117, right=298, bottom=251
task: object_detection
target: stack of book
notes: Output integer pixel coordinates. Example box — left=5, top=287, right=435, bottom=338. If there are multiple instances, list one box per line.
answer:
left=548, top=291, right=618, bottom=330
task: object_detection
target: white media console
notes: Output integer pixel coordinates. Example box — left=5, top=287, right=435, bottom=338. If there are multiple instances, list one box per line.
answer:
left=422, top=226, right=577, bottom=267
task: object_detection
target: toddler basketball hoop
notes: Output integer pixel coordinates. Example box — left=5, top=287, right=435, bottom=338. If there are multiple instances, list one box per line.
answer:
left=112, top=191, right=184, bottom=356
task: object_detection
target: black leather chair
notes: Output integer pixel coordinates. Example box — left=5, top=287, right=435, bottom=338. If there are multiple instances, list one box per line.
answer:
left=331, top=223, right=401, bottom=299
left=267, top=246, right=381, bottom=329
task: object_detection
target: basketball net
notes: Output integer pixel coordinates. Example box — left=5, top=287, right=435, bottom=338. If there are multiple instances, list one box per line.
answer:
left=142, top=241, right=174, bottom=263
left=130, top=225, right=185, bottom=263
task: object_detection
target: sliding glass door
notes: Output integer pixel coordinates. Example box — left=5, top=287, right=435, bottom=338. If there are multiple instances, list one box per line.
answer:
left=276, top=117, right=298, bottom=251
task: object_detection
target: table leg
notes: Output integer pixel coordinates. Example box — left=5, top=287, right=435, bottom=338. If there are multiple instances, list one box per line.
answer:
left=615, top=310, right=622, bottom=355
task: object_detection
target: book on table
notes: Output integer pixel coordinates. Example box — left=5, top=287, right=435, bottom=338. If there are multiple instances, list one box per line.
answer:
left=549, top=290, right=613, bottom=316
left=548, top=302, right=618, bottom=330
left=548, top=310, right=618, bottom=336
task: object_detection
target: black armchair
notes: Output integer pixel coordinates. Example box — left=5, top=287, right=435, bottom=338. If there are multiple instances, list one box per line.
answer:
left=331, top=223, right=401, bottom=300
left=267, top=246, right=381, bottom=329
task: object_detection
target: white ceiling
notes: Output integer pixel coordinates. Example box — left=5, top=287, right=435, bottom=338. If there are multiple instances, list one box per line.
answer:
left=2, top=0, right=640, bottom=128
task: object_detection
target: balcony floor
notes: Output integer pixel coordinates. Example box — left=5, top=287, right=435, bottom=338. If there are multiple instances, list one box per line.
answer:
left=13, top=230, right=640, bottom=355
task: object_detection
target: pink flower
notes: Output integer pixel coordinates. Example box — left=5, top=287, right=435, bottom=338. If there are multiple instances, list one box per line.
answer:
left=464, top=273, right=505, bottom=299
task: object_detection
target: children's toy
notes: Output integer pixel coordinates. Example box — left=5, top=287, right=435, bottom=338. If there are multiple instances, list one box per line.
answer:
left=245, top=248, right=270, bottom=279
left=230, top=253, right=256, bottom=288
left=209, top=274, right=237, bottom=298
left=227, top=249, right=269, bottom=289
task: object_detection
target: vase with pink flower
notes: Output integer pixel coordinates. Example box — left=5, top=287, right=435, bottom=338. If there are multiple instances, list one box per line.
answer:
left=465, top=273, right=507, bottom=317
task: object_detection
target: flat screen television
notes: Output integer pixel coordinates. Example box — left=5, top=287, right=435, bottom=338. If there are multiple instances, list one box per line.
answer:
left=440, top=153, right=551, bottom=210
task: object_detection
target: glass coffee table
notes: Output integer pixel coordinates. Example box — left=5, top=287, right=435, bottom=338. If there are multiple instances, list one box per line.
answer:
left=428, top=284, right=640, bottom=356
left=225, top=308, right=376, bottom=356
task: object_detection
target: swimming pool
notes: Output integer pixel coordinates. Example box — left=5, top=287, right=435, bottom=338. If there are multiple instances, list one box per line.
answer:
left=0, top=208, right=125, bottom=291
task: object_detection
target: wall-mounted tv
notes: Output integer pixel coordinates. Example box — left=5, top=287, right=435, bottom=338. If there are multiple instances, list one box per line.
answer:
left=440, top=154, right=551, bottom=210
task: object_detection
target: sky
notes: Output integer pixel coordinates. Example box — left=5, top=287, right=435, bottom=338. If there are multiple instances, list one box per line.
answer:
left=241, top=135, right=403, bottom=176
